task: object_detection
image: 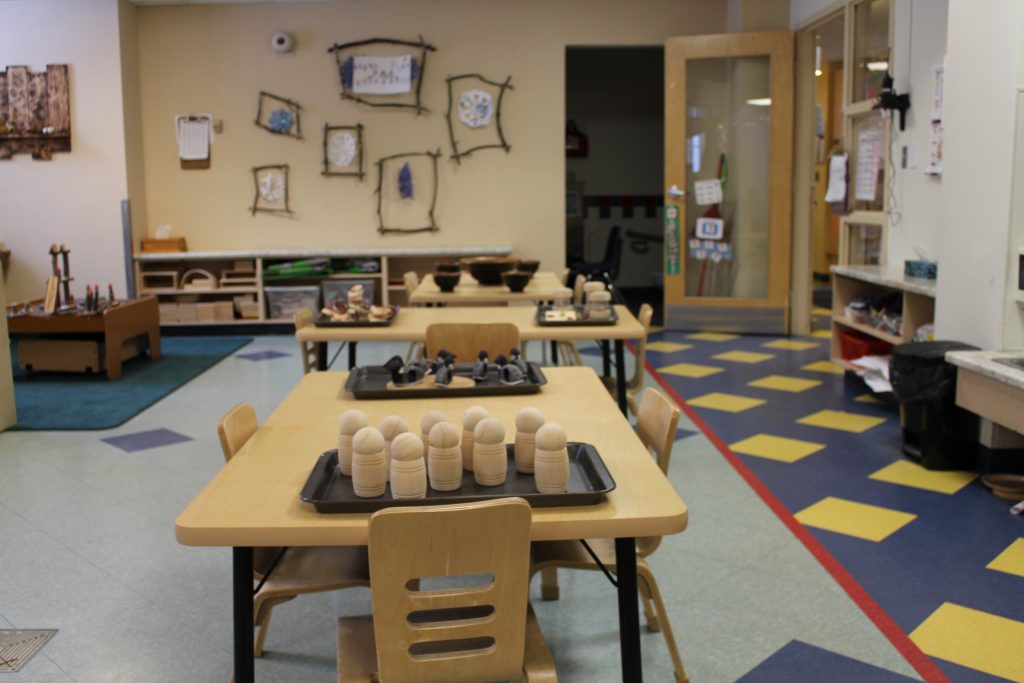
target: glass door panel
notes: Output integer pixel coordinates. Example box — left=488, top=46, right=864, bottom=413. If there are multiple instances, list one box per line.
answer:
left=852, top=0, right=890, bottom=103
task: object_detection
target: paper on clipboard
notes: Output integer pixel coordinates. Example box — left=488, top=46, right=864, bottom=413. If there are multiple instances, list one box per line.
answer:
left=855, top=129, right=882, bottom=202
left=175, top=115, right=213, bottom=161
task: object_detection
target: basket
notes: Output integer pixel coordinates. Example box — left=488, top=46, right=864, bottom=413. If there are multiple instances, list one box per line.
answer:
left=838, top=329, right=892, bottom=360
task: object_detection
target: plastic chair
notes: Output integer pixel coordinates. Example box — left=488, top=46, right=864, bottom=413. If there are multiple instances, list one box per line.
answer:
left=530, top=388, right=688, bottom=683
left=570, top=226, right=623, bottom=287
left=425, top=322, right=520, bottom=364
left=293, top=309, right=319, bottom=374
left=337, top=498, right=557, bottom=682
left=601, top=303, right=653, bottom=417
left=217, top=404, right=370, bottom=658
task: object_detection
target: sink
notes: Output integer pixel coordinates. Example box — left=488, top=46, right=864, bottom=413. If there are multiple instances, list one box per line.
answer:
left=994, top=357, right=1024, bottom=372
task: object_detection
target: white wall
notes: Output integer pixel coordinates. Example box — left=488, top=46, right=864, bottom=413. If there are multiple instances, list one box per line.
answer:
left=0, top=0, right=130, bottom=303
left=1000, top=10, right=1024, bottom=351
left=935, top=0, right=1021, bottom=349
left=791, top=0, right=841, bottom=28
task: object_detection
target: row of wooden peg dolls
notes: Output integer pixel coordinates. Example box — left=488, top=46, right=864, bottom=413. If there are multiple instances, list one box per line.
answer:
left=336, top=405, right=570, bottom=499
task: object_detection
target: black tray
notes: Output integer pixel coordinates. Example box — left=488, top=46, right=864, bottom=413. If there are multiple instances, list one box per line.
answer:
left=315, top=308, right=399, bottom=327
left=535, top=304, right=618, bottom=326
left=300, top=442, right=615, bottom=513
left=344, top=362, right=547, bottom=399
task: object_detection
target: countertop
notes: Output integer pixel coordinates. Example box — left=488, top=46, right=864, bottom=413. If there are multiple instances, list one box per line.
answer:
left=946, top=351, right=1024, bottom=391
left=135, top=246, right=513, bottom=261
left=831, top=264, right=937, bottom=298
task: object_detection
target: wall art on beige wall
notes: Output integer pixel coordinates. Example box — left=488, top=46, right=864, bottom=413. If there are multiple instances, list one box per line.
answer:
left=445, top=73, right=512, bottom=164
left=374, top=149, right=440, bottom=234
left=322, top=123, right=364, bottom=179
left=251, top=164, right=292, bottom=215
left=327, top=37, right=437, bottom=115
left=255, top=91, right=302, bottom=139
left=0, top=64, right=70, bottom=160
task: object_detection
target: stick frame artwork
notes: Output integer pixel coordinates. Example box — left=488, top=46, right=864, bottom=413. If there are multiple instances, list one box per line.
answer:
left=322, top=123, right=365, bottom=179
left=250, top=164, right=293, bottom=216
left=326, top=36, right=437, bottom=114
left=445, top=73, right=513, bottom=164
left=254, top=91, right=303, bottom=140
left=374, top=149, right=441, bottom=234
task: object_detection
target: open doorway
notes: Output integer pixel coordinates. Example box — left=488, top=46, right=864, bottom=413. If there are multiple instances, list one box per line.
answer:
left=565, top=47, right=664, bottom=324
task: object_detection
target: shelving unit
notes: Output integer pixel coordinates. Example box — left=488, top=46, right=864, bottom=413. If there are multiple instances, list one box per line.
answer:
left=134, top=247, right=512, bottom=326
left=830, top=264, right=937, bottom=365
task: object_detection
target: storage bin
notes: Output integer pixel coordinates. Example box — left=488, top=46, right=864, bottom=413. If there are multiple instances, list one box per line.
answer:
left=321, top=279, right=377, bottom=307
left=265, top=285, right=319, bottom=320
left=838, top=329, right=892, bottom=360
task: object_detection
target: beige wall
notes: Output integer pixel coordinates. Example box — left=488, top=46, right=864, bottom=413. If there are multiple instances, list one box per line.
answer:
left=135, top=1, right=726, bottom=272
left=119, top=0, right=148, bottom=273
left=0, top=0, right=130, bottom=303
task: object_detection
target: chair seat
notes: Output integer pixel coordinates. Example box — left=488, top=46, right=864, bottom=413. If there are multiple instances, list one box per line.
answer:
left=260, top=546, right=370, bottom=592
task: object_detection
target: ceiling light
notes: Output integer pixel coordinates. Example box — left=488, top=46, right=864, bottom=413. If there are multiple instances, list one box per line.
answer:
left=866, top=60, right=889, bottom=72
left=746, top=98, right=771, bottom=106
left=815, top=45, right=822, bottom=77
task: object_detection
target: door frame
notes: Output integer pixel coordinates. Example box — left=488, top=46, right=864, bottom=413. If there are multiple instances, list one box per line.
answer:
left=664, top=31, right=795, bottom=334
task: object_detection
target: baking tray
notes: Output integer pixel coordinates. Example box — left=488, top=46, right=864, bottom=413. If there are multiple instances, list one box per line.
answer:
left=344, top=362, right=547, bottom=399
left=535, top=304, right=618, bottom=327
left=315, top=308, right=399, bottom=327
left=300, top=442, right=615, bottom=513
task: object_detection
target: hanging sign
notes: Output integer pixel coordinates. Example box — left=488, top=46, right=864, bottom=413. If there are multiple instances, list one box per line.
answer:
left=694, top=178, right=723, bottom=206
left=695, top=217, right=725, bottom=241
left=665, top=204, right=681, bottom=275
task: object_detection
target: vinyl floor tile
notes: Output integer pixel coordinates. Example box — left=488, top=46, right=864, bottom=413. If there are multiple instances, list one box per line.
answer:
left=687, top=392, right=766, bottom=413
left=910, top=603, right=1024, bottom=682
left=986, top=538, right=1024, bottom=578
left=802, top=360, right=846, bottom=375
left=730, top=434, right=826, bottom=463
left=748, top=375, right=823, bottom=393
left=869, top=460, right=977, bottom=495
left=795, top=496, right=917, bottom=542
left=658, top=362, right=724, bottom=378
left=713, top=350, right=775, bottom=364
left=797, top=409, right=886, bottom=433
left=762, top=340, right=820, bottom=351
left=645, top=341, right=693, bottom=353
left=687, top=332, right=740, bottom=342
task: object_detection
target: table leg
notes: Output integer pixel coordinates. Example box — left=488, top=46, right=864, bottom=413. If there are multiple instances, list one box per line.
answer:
left=601, top=340, right=611, bottom=378
left=316, top=343, right=328, bottom=371
left=147, top=328, right=162, bottom=360
left=105, top=335, right=124, bottom=380
left=233, top=547, right=254, bottom=683
left=348, top=341, right=358, bottom=370
left=615, top=538, right=642, bottom=683
left=550, top=340, right=558, bottom=366
left=614, top=340, right=627, bottom=416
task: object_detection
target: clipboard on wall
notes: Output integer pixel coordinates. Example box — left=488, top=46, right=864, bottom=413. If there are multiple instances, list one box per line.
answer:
left=175, top=114, right=213, bottom=170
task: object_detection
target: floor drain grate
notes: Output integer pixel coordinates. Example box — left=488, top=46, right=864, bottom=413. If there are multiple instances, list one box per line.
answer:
left=0, top=630, right=57, bottom=673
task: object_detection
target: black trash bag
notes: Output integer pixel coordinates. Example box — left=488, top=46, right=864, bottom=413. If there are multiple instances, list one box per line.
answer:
left=890, top=341, right=978, bottom=403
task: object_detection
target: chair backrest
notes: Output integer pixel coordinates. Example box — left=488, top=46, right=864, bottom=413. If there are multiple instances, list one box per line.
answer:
left=573, top=273, right=587, bottom=304
left=217, top=403, right=259, bottom=463
left=561, top=267, right=571, bottom=287
left=293, top=308, right=318, bottom=374
left=627, top=303, right=654, bottom=391
left=403, top=271, right=420, bottom=306
left=603, top=226, right=624, bottom=280
left=634, top=387, right=680, bottom=558
left=425, top=323, right=520, bottom=364
left=367, top=498, right=532, bottom=683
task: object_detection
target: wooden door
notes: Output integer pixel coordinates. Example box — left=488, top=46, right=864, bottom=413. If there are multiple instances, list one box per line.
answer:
left=664, top=32, right=794, bottom=333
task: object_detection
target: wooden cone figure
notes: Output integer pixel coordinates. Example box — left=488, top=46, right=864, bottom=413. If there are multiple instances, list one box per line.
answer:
left=534, top=423, right=569, bottom=494
left=428, top=421, right=462, bottom=492
left=473, top=418, right=507, bottom=487
left=514, top=407, right=545, bottom=474
left=389, top=432, right=426, bottom=499
left=420, top=410, right=448, bottom=451
left=337, top=409, right=369, bottom=476
left=379, top=415, right=410, bottom=482
left=351, top=427, right=387, bottom=498
left=461, top=406, right=490, bottom=472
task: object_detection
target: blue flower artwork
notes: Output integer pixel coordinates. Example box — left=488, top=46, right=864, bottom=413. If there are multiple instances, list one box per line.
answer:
left=398, top=162, right=414, bottom=199
left=267, top=108, right=295, bottom=134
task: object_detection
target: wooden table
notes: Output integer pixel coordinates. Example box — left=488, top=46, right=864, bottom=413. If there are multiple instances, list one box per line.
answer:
left=410, top=271, right=565, bottom=305
left=176, top=368, right=687, bottom=683
left=7, top=297, right=161, bottom=379
left=297, top=305, right=644, bottom=414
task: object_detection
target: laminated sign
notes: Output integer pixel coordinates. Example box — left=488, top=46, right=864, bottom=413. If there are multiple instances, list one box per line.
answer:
left=665, top=205, right=681, bottom=275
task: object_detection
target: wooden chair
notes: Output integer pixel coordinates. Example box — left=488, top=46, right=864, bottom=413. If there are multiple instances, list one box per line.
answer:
left=337, top=498, right=557, bottom=683
left=425, top=322, right=520, bottom=364
left=403, top=271, right=425, bottom=361
left=530, top=389, right=688, bottom=683
left=217, top=404, right=370, bottom=658
left=601, top=303, right=653, bottom=417
left=293, top=309, right=319, bottom=374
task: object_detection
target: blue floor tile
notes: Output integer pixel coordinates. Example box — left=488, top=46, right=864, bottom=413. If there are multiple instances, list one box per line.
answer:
left=737, top=640, right=919, bottom=682
left=102, top=428, right=193, bottom=453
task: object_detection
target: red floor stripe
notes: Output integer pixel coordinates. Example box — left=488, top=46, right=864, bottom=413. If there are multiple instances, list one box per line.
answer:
left=632, top=344, right=949, bottom=683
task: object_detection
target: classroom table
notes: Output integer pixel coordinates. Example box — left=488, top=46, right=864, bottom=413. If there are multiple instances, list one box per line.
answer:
left=175, top=368, right=688, bottom=683
left=410, top=271, right=565, bottom=305
left=297, top=305, right=643, bottom=415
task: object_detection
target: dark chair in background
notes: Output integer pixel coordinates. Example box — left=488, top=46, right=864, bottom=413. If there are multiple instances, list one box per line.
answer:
left=569, top=225, right=623, bottom=291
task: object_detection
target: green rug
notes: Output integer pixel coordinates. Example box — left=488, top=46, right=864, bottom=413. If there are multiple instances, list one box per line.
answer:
left=10, top=336, right=253, bottom=431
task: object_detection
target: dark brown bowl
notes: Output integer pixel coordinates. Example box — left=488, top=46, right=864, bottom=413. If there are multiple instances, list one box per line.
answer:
left=433, top=272, right=461, bottom=293
left=517, top=259, right=540, bottom=274
left=502, top=270, right=532, bottom=293
left=981, top=474, right=1024, bottom=502
left=461, top=256, right=516, bottom=285
left=436, top=262, right=462, bottom=274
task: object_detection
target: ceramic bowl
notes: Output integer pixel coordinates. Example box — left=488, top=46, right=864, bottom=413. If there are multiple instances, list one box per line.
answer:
left=461, top=257, right=516, bottom=285
left=516, top=259, right=540, bottom=274
left=981, top=473, right=1024, bottom=502
left=501, top=270, right=532, bottom=293
left=435, top=262, right=462, bottom=274
left=433, top=272, right=461, bottom=293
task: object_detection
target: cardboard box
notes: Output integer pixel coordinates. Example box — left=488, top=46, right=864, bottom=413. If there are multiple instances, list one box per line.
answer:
left=141, top=238, right=187, bottom=253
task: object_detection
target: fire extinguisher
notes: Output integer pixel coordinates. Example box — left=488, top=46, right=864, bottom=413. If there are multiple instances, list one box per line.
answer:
left=565, top=120, right=589, bottom=158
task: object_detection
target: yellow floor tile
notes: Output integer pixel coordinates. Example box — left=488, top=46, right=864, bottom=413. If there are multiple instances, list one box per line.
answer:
left=812, top=307, right=832, bottom=316
left=748, top=375, right=823, bottom=393
left=686, top=332, right=740, bottom=342
left=911, top=603, right=1024, bottom=681
left=687, top=392, right=766, bottom=413
left=645, top=341, right=693, bottom=353
left=713, top=350, right=775, bottom=364
left=811, top=329, right=832, bottom=339
left=730, top=434, right=825, bottom=463
left=658, top=362, right=724, bottom=379
left=798, top=409, right=885, bottom=433
left=794, top=496, right=916, bottom=541
left=987, top=538, right=1024, bottom=578
left=762, top=340, right=820, bottom=351
left=869, top=460, right=977, bottom=494
left=855, top=393, right=882, bottom=404
left=649, top=325, right=665, bottom=334
left=802, top=360, right=845, bottom=375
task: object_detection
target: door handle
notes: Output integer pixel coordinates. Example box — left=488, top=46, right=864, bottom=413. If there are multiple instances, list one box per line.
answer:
left=667, top=185, right=686, bottom=199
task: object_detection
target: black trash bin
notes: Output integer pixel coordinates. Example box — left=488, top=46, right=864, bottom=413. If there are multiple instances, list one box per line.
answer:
left=890, top=341, right=980, bottom=470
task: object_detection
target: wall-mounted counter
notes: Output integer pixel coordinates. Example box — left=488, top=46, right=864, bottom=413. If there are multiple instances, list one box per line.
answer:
left=946, top=351, right=1024, bottom=436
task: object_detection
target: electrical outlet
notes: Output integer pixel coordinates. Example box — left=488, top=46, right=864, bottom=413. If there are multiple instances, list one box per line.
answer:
left=901, top=144, right=918, bottom=170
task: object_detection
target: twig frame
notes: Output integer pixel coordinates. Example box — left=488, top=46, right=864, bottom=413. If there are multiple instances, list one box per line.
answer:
left=255, top=91, right=303, bottom=140
left=445, top=73, right=513, bottom=164
left=322, top=123, right=365, bottom=179
left=374, top=149, right=441, bottom=234
left=327, top=36, right=437, bottom=114
left=251, top=164, right=293, bottom=216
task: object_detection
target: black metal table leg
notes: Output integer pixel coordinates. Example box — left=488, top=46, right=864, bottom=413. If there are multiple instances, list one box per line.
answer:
left=348, top=341, right=358, bottom=370
left=233, top=547, right=254, bottom=683
left=614, top=340, right=627, bottom=416
left=550, top=340, right=558, bottom=366
left=615, top=538, right=642, bottom=682
left=316, top=343, right=327, bottom=371
left=601, top=340, right=611, bottom=378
